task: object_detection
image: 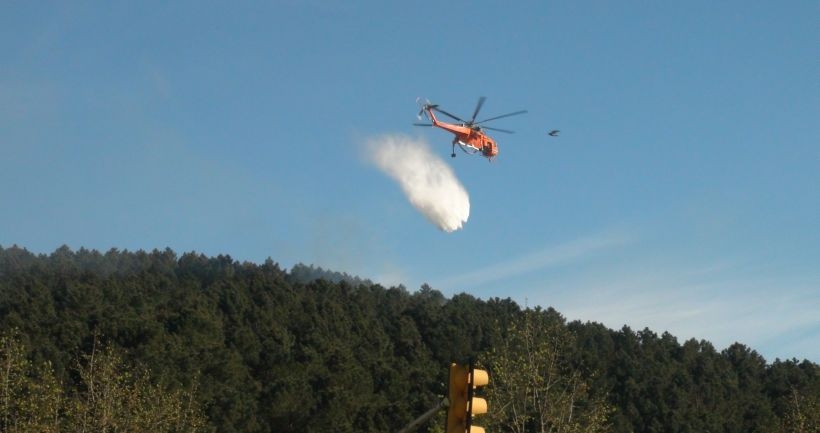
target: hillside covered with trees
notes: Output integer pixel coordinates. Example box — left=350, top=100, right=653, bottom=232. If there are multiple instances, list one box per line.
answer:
left=1, top=245, right=817, bottom=432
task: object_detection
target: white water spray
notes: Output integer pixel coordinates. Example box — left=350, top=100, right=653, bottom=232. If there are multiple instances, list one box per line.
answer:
left=366, top=134, right=470, bottom=232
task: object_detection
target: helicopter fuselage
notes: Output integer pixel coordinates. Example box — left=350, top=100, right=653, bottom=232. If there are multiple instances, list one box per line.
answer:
left=424, top=107, right=499, bottom=159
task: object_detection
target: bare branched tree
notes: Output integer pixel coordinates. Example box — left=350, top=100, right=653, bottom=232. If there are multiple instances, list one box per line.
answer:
left=484, top=309, right=611, bottom=433
left=1, top=330, right=211, bottom=433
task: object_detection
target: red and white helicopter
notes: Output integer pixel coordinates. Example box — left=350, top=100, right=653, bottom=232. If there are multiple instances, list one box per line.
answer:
left=415, top=96, right=527, bottom=160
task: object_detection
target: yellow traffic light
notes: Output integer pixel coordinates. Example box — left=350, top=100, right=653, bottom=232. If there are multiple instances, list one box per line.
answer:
left=446, top=362, right=489, bottom=433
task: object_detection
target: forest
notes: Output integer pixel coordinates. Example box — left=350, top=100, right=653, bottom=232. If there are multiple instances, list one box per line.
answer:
left=0, top=245, right=817, bottom=433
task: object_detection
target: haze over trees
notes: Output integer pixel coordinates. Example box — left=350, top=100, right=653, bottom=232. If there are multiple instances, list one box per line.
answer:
left=0, top=245, right=817, bottom=432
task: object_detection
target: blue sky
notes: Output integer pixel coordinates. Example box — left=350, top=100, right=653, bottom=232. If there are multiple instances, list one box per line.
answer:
left=2, top=1, right=818, bottom=362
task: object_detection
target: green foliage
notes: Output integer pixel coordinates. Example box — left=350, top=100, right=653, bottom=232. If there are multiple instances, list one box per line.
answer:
left=0, top=328, right=209, bottom=433
left=0, top=330, right=62, bottom=433
left=0, top=245, right=818, bottom=433
left=485, top=308, right=612, bottom=433
left=68, top=338, right=210, bottom=433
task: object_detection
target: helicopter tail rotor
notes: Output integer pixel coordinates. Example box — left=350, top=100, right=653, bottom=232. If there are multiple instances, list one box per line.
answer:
left=416, top=97, right=438, bottom=120
left=416, top=97, right=427, bottom=119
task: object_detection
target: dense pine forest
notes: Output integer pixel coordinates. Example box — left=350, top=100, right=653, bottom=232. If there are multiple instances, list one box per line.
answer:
left=1, top=245, right=817, bottom=433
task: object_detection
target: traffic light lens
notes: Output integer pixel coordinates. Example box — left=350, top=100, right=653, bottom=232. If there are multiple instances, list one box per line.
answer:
left=471, top=369, right=489, bottom=387
left=470, top=397, right=487, bottom=415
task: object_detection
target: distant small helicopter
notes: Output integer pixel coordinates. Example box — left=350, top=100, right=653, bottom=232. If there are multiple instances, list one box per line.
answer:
left=414, top=97, right=527, bottom=160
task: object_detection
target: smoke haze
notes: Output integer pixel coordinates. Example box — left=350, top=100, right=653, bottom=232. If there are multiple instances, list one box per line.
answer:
left=366, top=134, right=470, bottom=232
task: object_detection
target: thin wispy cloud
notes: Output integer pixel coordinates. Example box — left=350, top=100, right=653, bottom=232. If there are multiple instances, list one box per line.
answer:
left=434, top=230, right=632, bottom=290
left=536, top=261, right=820, bottom=361
left=429, top=223, right=819, bottom=361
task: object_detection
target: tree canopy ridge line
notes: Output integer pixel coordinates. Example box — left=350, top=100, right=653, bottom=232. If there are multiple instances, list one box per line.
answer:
left=1, top=244, right=817, bottom=433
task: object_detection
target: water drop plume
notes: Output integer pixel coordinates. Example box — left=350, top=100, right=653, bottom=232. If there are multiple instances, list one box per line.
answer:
left=366, top=134, right=470, bottom=232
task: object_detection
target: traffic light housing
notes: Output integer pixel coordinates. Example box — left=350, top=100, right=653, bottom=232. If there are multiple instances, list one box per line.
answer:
left=446, top=361, right=489, bottom=433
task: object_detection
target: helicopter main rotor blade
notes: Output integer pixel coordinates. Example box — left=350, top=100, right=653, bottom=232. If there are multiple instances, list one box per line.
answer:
left=470, top=96, right=487, bottom=124
left=432, top=106, right=467, bottom=123
left=413, top=123, right=433, bottom=127
left=475, top=109, right=528, bottom=125
left=481, top=126, right=515, bottom=134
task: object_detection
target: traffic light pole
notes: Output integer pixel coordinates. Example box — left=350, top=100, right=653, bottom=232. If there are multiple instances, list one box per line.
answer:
left=396, top=398, right=447, bottom=433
